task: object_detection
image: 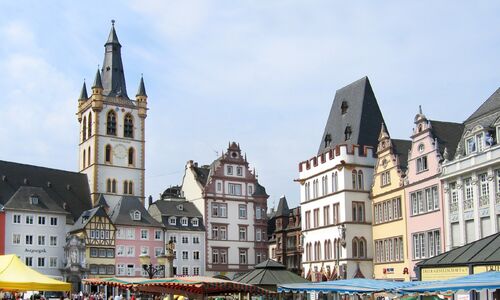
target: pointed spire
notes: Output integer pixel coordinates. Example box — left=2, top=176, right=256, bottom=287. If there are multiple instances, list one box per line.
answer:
left=136, top=75, right=147, bottom=97
left=92, top=68, right=103, bottom=89
left=79, top=80, right=88, bottom=100
left=378, top=122, right=389, bottom=141
left=101, top=20, right=128, bottom=98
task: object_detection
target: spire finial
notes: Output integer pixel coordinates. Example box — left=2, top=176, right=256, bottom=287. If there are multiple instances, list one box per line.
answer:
left=419, top=105, right=423, bottom=115
left=111, top=20, right=115, bottom=27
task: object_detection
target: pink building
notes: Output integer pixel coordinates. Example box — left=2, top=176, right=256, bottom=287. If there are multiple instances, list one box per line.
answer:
left=107, top=196, right=165, bottom=277
left=405, top=109, right=463, bottom=279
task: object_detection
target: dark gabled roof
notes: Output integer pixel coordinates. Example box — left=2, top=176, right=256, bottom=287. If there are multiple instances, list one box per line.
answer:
left=71, top=206, right=108, bottom=233
left=253, top=182, right=268, bottom=197
left=96, top=194, right=109, bottom=208
left=235, top=259, right=309, bottom=287
left=101, top=22, right=128, bottom=98
left=150, top=199, right=205, bottom=232
left=193, top=166, right=211, bottom=187
left=318, top=77, right=385, bottom=154
left=275, top=196, right=289, bottom=217
left=418, top=232, right=500, bottom=267
left=108, top=196, right=163, bottom=228
left=429, top=120, right=464, bottom=159
left=4, top=186, right=68, bottom=214
left=0, top=160, right=92, bottom=221
left=79, top=81, right=88, bottom=100
left=465, top=88, right=500, bottom=122
left=391, top=139, right=412, bottom=171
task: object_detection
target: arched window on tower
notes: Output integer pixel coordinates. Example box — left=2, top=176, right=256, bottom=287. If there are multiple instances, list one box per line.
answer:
left=107, top=110, right=117, bottom=135
left=82, top=116, right=87, bottom=142
left=128, top=181, right=133, bottom=195
left=359, top=238, right=366, bottom=258
left=88, top=146, right=91, bottom=166
left=111, top=179, right=116, bottom=193
left=352, top=238, right=359, bottom=258
left=106, top=179, right=111, bottom=193
left=128, top=148, right=134, bottom=165
left=88, top=112, right=92, bottom=138
left=83, top=149, right=86, bottom=168
left=124, top=114, right=133, bottom=138
left=105, top=145, right=112, bottom=163
left=352, top=170, right=357, bottom=189
left=358, top=170, right=364, bottom=190
left=123, top=180, right=129, bottom=194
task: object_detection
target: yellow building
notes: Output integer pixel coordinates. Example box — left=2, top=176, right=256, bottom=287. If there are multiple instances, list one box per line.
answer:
left=69, top=206, right=116, bottom=278
left=371, top=124, right=412, bottom=281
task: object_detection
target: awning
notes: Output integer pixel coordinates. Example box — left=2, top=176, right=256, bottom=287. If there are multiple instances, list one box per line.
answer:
left=399, top=272, right=500, bottom=294
left=0, top=255, right=71, bottom=291
left=278, top=279, right=419, bottom=295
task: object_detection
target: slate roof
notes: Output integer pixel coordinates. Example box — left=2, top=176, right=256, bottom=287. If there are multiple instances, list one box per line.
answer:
left=235, top=259, right=309, bottom=288
left=107, top=196, right=163, bottom=228
left=193, top=166, right=211, bottom=187
left=417, top=232, right=500, bottom=267
left=150, top=199, right=205, bottom=232
left=3, top=186, right=68, bottom=214
left=70, top=206, right=108, bottom=233
left=0, top=160, right=92, bottom=221
left=318, top=77, right=386, bottom=154
left=254, top=182, right=268, bottom=197
left=465, top=88, right=500, bottom=122
left=429, top=120, right=464, bottom=158
left=391, top=139, right=412, bottom=171
left=275, top=196, right=289, bottom=217
left=101, top=22, right=128, bottom=98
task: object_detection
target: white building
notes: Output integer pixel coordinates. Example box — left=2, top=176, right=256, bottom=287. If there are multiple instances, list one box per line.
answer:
left=148, top=189, right=206, bottom=277
left=76, top=22, right=148, bottom=206
left=298, top=77, right=385, bottom=280
left=181, top=142, right=269, bottom=279
left=441, top=88, right=500, bottom=250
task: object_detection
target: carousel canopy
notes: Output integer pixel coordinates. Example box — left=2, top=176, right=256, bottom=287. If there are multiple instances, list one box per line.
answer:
left=0, top=254, right=70, bottom=291
left=399, top=272, right=500, bottom=294
left=278, top=278, right=419, bottom=294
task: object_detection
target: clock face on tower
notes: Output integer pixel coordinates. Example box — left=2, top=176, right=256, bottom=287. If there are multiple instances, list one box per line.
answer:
left=114, top=144, right=127, bottom=159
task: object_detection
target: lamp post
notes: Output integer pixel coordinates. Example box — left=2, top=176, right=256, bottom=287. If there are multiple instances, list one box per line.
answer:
left=139, top=254, right=166, bottom=279
left=337, top=224, right=346, bottom=279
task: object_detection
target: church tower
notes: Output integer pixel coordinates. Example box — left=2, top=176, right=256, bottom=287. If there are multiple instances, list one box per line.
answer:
left=77, top=21, right=148, bottom=206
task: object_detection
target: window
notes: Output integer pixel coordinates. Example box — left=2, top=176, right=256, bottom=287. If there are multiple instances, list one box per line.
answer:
left=217, top=182, right=222, bottom=192
left=352, top=171, right=357, bottom=189
left=154, top=230, right=162, bottom=240
left=13, top=214, right=21, bottom=224
left=105, top=145, right=112, bottom=163
left=193, top=251, right=200, bottom=260
left=50, top=217, right=58, bottom=226
left=332, top=172, right=338, bottom=192
left=323, top=205, right=330, bottom=226
left=126, top=228, right=135, bottom=239
left=88, top=146, right=91, bottom=166
left=381, top=171, right=391, bottom=186
left=192, top=218, right=199, bottom=226
left=239, top=226, right=247, bottom=241
left=248, top=184, right=253, bottom=195
left=305, top=210, right=311, bottom=229
left=228, top=183, right=242, bottom=195
left=352, top=202, right=365, bottom=222
left=182, top=236, right=189, bottom=244
left=418, top=143, right=424, bottom=153
left=126, top=246, right=135, bottom=257
left=107, top=110, right=116, bottom=135
left=305, top=182, right=310, bottom=201
left=128, top=148, right=134, bottom=165
left=412, top=230, right=440, bottom=259
left=313, top=209, right=319, bottom=228
left=25, top=257, right=33, bottom=267
left=239, top=249, right=248, bottom=264
left=169, top=217, right=176, bottom=225
left=88, top=112, right=92, bottom=138
left=12, top=234, right=20, bottom=244
left=132, top=210, right=141, bottom=221
left=357, top=170, right=364, bottom=190
left=169, top=235, right=177, bottom=243
left=416, top=156, right=428, bottom=172
left=193, top=267, right=200, bottom=275
left=237, top=166, right=243, bottom=176
left=239, top=204, right=247, bottom=219
left=463, top=178, right=474, bottom=210
left=25, top=215, right=33, bottom=225
left=25, top=235, right=33, bottom=245
left=38, top=235, right=45, bottom=246
left=211, top=203, right=227, bottom=217
left=49, top=257, right=57, bottom=268
left=341, top=101, right=348, bottom=114
left=117, top=246, right=124, bottom=256
left=479, top=173, right=490, bottom=207
left=193, top=236, right=200, bottom=244
left=82, top=116, right=87, bottom=141
left=344, top=125, right=352, bottom=140
left=182, top=251, right=189, bottom=260
left=212, top=225, right=228, bottom=240
left=83, top=149, right=86, bottom=168
left=227, top=166, right=233, bottom=175
left=38, top=257, right=45, bottom=268
left=182, top=267, right=189, bottom=275
left=140, top=229, right=148, bottom=240
left=410, top=186, right=439, bottom=216
left=124, top=114, right=134, bottom=138
left=332, top=203, right=339, bottom=224
left=181, top=217, right=188, bottom=226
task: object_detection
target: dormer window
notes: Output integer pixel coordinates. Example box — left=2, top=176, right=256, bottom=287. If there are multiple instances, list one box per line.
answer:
left=344, top=125, right=352, bottom=141
left=177, top=204, right=184, bottom=211
left=192, top=218, right=199, bottom=227
left=131, top=210, right=141, bottom=221
left=324, top=134, right=332, bottom=148
left=29, top=195, right=39, bottom=205
left=341, top=101, right=348, bottom=114
left=181, top=217, right=188, bottom=226
left=168, top=217, right=176, bottom=225
left=466, top=132, right=485, bottom=154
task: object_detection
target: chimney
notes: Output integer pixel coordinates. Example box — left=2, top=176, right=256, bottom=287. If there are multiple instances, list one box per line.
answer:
left=148, top=195, right=153, bottom=206
left=194, top=162, right=198, bottom=167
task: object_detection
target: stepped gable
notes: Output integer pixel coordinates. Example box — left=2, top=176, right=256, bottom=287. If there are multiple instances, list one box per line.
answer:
left=0, top=160, right=92, bottom=221
left=318, top=76, right=386, bottom=155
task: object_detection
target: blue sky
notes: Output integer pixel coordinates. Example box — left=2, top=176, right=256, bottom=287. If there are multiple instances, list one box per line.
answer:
left=0, top=1, right=498, bottom=209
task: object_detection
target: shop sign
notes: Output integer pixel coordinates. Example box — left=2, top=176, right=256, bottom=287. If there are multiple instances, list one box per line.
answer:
left=421, top=266, right=469, bottom=281
left=473, top=265, right=500, bottom=274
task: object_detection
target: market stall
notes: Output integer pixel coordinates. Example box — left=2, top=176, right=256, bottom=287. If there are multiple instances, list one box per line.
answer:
left=0, top=254, right=70, bottom=291
left=278, top=279, right=419, bottom=295
left=399, top=272, right=500, bottom=294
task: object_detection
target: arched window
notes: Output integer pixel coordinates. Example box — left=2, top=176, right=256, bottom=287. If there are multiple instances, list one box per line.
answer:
left=128, top=148, right=134, bottom=165
left=334, top=239, right=338, bottom=259
left=352, top=170, right=357, bottom=189
left=106, top=179, right=111, bottom=193
left=107, top=110, right=117, bottom=135
left=124, top=114, right=133, bottom=138
left=88, top=112, right=92, bottom=138
left=111, top=179, right=116, bottom=193
left=82, top=116, right=87, bottom=142
left=357, top=170, right=364, bottom=190
left=358, top=205, right=364, bottom=222
left=352, top=238, right=359, bottom=258
left=83, top=149, right=86, bottom=168
left=128, top=181, right=133, bottom=195
left=123, top=180, right=129, bottom=194
left=359, top=238, right=366, bottom=258
left=88, top=146, right=91, bottom=166
left=105, top=145, right=112, bottom=163
left=324, top=241, right=329, bottom=260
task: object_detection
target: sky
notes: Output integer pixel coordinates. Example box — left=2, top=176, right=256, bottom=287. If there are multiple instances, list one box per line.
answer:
left=0, top=1, right=498, bottom=209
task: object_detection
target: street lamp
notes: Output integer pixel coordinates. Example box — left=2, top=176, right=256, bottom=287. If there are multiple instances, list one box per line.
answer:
left=139, top=254, right=166, bottom=279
